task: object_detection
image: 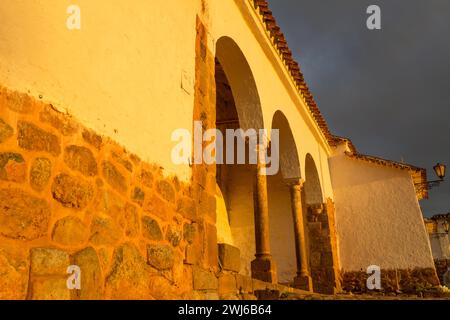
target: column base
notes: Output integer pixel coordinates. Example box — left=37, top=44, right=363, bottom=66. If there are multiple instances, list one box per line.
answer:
left=294, top=274, right=313, bottom=292
left=251, top=257, right=278, bottom=284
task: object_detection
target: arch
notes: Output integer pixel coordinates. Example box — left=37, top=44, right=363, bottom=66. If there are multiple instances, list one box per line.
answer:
left=304, top=154, right=324, bottom=205
left=215, top=36, right=264, bottom=131
left=267, top=110, right=301, bottom=284
left=270, top=110, right=301, bottom=180
left=215, top=36, right=264, bottom=276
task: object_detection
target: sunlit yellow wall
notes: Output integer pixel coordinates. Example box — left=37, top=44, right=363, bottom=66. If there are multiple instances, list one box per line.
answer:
left=0, top=0, right=334, bottom=195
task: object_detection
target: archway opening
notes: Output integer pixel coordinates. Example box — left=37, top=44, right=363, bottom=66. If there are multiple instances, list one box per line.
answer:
left=304, top=153, right=338, bottom=294
left=214, top=37, right=263, bottom=276
left=304, top=154, right=323, bottom=206
left=267, top=111, right=300, bottom=284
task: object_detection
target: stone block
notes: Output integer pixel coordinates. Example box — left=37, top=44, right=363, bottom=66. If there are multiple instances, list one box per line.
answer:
left=166, top=224, right=182, bottom=247
left=0, top=188, right=50, bottom=240
left=29, top=277, right=70, bottom=300
left=30, top=248, right=70, bottom=276
left=71, top=247, right=103, bottom=300
left=176, top=196, right=197, bottom=221
left=310, top=252, right=321, bottom=267
left=156, top=180, right=176, bottom=203
left=17, top=121, right=61, bottom=156
left=102, top=161, right=127, bottom=193
left=64, top=145, right=98, bottom=176
left=251, top=258, right=278, bottom=284
left=236, top=274, right=253, bottom=294
left=140, top=169, right=154, bottom=188
left=51, top=173, right=93, bottom=209
left=321, top=251, right=334, bottom=266
left=0, top=249, right=29, bottom=299
left=105, top=242, right=153, bottom=299
left=40, top=105, right=78, bottom=136
left=124, top=203, right=140, bottom=238
left=4, top=90, right=33, bottom=114
left=0, top=152, right=26, bottom=183
left=183, top=223, right=197, bottom=244
left=89, top=216, right=122, bottom=246
left=218, top=273, right=237, bottom=296
left=141, top=216, right=163, bottom=240
left=294, top=274, right=313, bottom=292
left=82, top=129, right=103, bottom=150
left=218, top=244, right=240, bottom=273
left=0, top=118, right=13, bottom=143
left=112, top=152, right=133, bottom=172
left=147, top=244, right=175, bottom=270
left=185, top=242, right=202, bottom=265
left=193, top=266, right=218, bottom=290
left=132, top=187, right=145, bottom=206
left=144, top=193, right=175, bottom=221
left=51, top=216, right=89, bottom=247
left=205, top=223, right=218, bottom=268
left=30, top=158, right=52, bottom=191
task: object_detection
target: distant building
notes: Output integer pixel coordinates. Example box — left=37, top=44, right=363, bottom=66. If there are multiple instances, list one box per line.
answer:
left=424, top=213, right=450, bottom=286
left=425, top=213, right=450, bottom=259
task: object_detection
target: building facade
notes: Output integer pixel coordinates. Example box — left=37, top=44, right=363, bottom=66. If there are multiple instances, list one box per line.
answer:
left=424, top=214, right=450, bottom=287
left=0, top=0, right=439, bottom=299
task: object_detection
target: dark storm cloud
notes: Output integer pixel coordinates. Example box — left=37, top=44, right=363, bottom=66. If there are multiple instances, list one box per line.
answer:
left=269, top=0, right=450, bottom=217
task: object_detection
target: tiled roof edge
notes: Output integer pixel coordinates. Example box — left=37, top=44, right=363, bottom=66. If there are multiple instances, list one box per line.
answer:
left=344, top=151, right=429, bottom=200
left=250, top=0, right=334, bottom=144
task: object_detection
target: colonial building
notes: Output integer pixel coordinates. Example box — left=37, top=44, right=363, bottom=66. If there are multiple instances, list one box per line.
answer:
left=0, top=0, right=439, bottom=299
left=424, top=214, right=450, bottom=286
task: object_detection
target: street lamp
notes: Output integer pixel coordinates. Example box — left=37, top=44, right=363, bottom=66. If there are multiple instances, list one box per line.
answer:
left=443, top=220, right=449, bottom=234
left=415, top=163, right=447, bottom=191
left=434, top=163, right=446, bottom=181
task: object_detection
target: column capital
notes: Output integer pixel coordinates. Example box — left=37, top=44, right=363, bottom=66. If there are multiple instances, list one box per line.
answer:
left=285, top=177, right=305, bottom=188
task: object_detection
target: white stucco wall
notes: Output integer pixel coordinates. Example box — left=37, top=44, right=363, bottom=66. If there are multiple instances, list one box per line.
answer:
left=226, top=164, right=256, bottom=276
left=329, top=152, right=435, bottom=271
left=267, top=171, right=297, bottom=284
left=0, top=0, right=335, bottom=198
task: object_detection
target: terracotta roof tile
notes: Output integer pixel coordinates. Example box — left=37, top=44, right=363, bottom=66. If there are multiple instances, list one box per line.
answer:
left=250, top=0, right=334, bottom=144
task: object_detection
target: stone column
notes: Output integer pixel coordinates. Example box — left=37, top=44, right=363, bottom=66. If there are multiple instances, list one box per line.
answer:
left=251, top=144, right=277, bottom=283
left=287, top=178, right=313, bottom=291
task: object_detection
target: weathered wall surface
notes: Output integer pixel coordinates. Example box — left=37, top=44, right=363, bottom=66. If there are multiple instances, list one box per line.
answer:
left=329, top=153, right=440, bottom=292
left=0, top=85, right=208, bottom=299
left=329, top=153, right=437, bottom=282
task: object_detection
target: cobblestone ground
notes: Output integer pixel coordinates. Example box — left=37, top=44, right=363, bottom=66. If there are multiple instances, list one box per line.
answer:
left=280, top=291, right=450, bottom=300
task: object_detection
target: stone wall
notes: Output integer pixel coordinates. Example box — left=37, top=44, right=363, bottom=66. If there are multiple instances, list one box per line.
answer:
left=306, top=199, right=341, bottom=294
left=341, top=268, right=440, bottom=294
left=0, top=83, right=216, bottom=299
left=434, top=259, right=450, bottom=286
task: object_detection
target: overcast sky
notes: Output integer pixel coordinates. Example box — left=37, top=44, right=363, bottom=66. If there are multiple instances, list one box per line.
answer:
left=269, top=0, right=450, bottom=217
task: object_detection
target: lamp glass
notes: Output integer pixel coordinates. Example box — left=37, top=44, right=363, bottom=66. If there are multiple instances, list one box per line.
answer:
left=433, top=163, right=446, bottom=180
